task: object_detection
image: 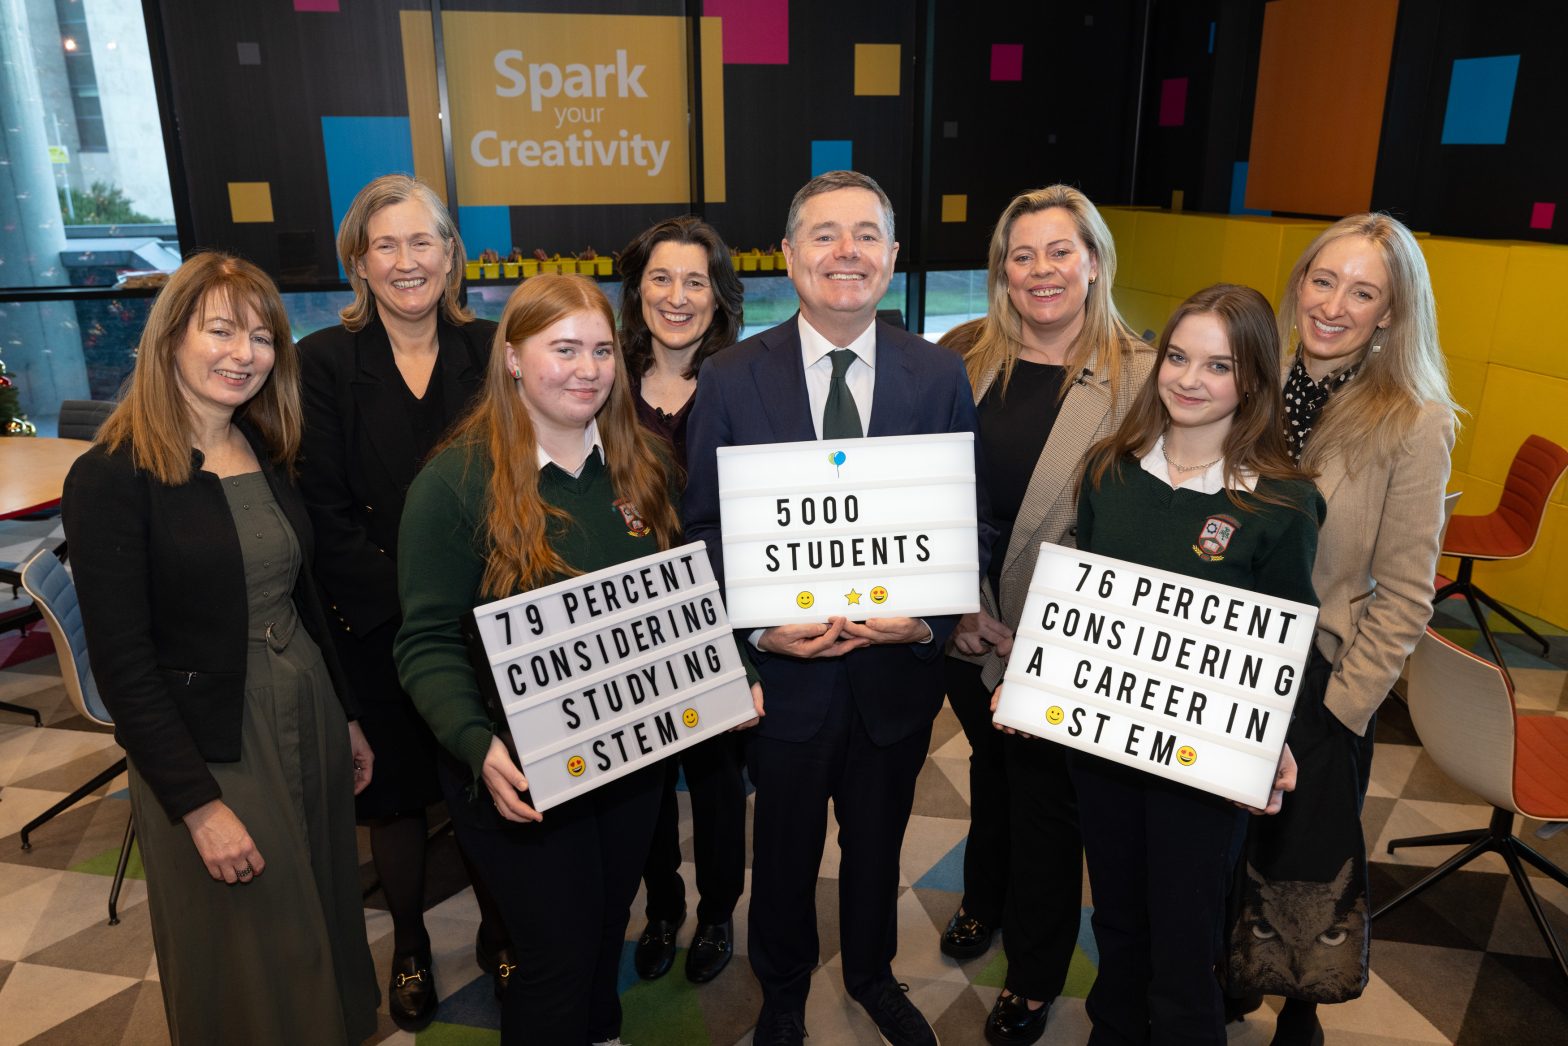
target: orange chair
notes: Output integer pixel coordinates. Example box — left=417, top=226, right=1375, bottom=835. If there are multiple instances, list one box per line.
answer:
left=1373, top=629, right=1568, bottom=985
left=1435, top=436, right=1568, bottom=674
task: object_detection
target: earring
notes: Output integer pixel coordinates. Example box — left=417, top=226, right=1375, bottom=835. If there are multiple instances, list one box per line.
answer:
left=1088, top=276, right=1097, bottom=285
left=508, top=364, right=522, bottom=379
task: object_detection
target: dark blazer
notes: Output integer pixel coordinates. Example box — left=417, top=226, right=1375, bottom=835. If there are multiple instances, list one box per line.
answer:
left=61, top=427, right=355, bottom=823
left=297, top=315, right=494, bottom=636
left=684, top=316, right=991, bottom=746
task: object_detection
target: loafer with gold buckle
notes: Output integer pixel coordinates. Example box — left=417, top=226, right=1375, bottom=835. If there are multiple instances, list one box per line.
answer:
left=389, top=948, right=437, bottom=1030
left=476, top=930, right=516, bottom=1001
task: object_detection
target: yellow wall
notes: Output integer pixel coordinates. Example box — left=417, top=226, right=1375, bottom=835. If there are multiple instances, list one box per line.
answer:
left=1103, top=207, right=1568, bottom=628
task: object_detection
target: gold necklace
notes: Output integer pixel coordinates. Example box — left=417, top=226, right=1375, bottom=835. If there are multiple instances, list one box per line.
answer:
left=1167, top=455, right=1221, bottom=473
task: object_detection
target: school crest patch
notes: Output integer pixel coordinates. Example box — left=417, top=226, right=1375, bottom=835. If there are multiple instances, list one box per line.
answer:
left=613, top=497, right=652, bottom=537
left=1193, top=514, right=1239, bottom=562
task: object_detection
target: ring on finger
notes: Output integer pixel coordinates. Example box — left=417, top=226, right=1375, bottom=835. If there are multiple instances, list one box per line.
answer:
left=236, top=864, right=254, bottom=880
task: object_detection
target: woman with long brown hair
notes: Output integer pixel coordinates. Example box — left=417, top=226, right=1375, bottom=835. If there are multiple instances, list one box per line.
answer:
left=394, top=274, right=702, bottom=1043
left=63, top=252, right=378, bottom=1044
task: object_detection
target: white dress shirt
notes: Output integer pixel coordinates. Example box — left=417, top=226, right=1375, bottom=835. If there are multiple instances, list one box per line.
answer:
left=535, top=419, right=605, bottom=477
left=1139, top=433, right=1259, bottom=493
left=798, top=314, right=876, bottom=437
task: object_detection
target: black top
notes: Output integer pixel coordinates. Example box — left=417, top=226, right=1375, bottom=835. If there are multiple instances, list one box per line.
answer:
left=403, top=362, right=449, bottom=469
left=978, top=360, right=1064, bottom=590
left=629, top=369, right=695, bottom=472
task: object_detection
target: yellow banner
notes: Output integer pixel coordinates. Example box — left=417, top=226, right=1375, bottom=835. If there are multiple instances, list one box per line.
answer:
left=403, top=11, right=724, bottom=207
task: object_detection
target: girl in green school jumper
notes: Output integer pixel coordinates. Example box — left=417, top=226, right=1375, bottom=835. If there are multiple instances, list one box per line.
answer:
left=1069, top=284, right=1322, bottom=1045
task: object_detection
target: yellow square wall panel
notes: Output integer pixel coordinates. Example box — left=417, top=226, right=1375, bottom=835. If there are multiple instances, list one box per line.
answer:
left=854, top=44, right=901, bottom=96
left=940, top=194, right=967, bottom=223
left=1271, top=223, right=1330, bottom=307
left=1422, top=238, right=1508, bottom=365
left=1217, top=220, right=1286, bottom=303
left=1101, top=208, right=1139, bottom=267
left=227, top=182, right=274, bottom=223
left=1169, top=216, right=1227, bottom=300
left=1465, top=365, right=1568, bottom=501
left=1445, top=356, right=1489, bottom=475
left=1114, top=287, right=1177, bottom=343
left=1533, top=503, right=1568, bottom=628
left=1120, top=212, right=1180, bottom=295
left=1492, top=243, right=1568, bottom=378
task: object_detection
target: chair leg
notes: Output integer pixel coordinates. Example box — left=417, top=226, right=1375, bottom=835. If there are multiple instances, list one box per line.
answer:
left=1473, top=588, right=1551, bottom=657
left=0, top=701, right=42, bottom=727
left=19, top=756, right=127, bottom=850
left=109, top=815, right=135, bottom=926
left=1512, top=837, right=1568, bottom=891
left=1459, top=589, right=1514, bottom=682
left=1500, top=841, right=1568, bottom=986
left=1372, top=833, right=1500, bottom=920
left=1387, top=827, right=1487, bottom=854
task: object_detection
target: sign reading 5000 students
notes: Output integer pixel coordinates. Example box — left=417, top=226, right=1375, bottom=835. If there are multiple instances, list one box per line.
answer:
left=470, top=543, right=755, bottom=811
left=716, top=434, right=981, bottom=629
left=991, top=545, right=1319, bottom=810
left=435, top=11, right=725, bottom=206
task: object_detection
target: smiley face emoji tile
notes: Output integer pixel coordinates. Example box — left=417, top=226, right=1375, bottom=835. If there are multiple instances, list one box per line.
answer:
left=681, top=708, right=699, bottom=729
left=796, top=591, right=815, bottom=610
left=1176, top=745, right=1197, bottom=766
left=1045, top=705, right=1064, bottom=726
left=869, top=585, right=888, bottom=604
left=566, top=754, right=587, bottom=777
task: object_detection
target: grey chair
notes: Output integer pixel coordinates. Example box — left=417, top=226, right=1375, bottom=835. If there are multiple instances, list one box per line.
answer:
left=16, top=545, right=136, bottom=925
left=56, top=399, right=115, bottom=442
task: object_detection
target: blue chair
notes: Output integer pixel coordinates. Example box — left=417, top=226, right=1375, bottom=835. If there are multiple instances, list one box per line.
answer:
left=16, top=545, right=136, bottom=925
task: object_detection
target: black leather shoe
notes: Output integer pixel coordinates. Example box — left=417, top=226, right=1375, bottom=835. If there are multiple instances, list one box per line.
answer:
left=753, top=1006, right=807, bottom=1045
left=939, top=909, right=995, bottom=961
left=476, top=930, right=517, bottom=1001
left=633, top=910, right=685, bottom=980
left=685, top=918, right=734, bottom=983
left=388, top=949, right=437, bottom=1031
left=984, top=991, right=1049, bottom=1045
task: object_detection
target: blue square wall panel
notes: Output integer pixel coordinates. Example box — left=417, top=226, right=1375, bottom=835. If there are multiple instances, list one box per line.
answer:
left=1441, top=55, right=1520, bottom=145
left=810, top=140, right=853, bottom=177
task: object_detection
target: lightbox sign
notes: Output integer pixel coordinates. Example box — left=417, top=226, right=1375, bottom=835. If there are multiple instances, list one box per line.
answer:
left=470, top=542, right=754, bottom=811
left=715, top=433, right=981, bottom=629
left=991, top=545, right=1318, bottom=809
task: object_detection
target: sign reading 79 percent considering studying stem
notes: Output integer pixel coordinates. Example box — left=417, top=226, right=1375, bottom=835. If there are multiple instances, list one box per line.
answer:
left=991, top=544, right=1319, bottom=809
left=716, top=433, right=981, bottom=629
left=469, top=542, right=755, bottom=811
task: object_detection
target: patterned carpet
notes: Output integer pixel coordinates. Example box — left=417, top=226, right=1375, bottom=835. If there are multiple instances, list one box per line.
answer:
left=1, top=520, right=1564, bottom=1045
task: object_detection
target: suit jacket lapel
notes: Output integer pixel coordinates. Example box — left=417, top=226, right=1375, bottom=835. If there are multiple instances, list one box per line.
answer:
left=350, top=319, right=421, bottom=487
left=1314, top=454, right=1349, bottom=505
left=867, top=322, right=916, bottom=437
left=750, top=317, right=817, bottom=442
left=1002, top=350, right=1114, bottom=573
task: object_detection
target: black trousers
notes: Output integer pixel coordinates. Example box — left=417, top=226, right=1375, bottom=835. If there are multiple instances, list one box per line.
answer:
left=440, top=754, right=663, bottom=1045
left=747, top=679, right=932, bottom=1013
left=945, top=656, right=1084, bottom=1000
left=640, top=731, right=747, bottom=925
left=1071, top=753, right=1248, bottom=1046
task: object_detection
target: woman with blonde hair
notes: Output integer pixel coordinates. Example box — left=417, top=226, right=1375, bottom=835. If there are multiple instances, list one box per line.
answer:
left=298, top=172, right=509, bottom=1025
left=63, top=251, right=379, bottom=1044
left=396, top=274, right=749, bottom=1043
left=938, top=184, right=1154, bottom=1044
left=1229, top=214, right=1458, bottom=1045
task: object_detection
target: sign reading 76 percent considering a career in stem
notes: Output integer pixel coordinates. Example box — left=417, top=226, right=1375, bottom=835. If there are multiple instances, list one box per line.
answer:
left=715, top=432, right=981, bottom=629
left=991, top=544, right=1319, bottom=809
left=469, top=542, right=755, bottom=811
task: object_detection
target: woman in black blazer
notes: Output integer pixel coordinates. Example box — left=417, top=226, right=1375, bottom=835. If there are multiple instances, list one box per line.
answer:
left=62, top=252, right=378, bottom=1045
left=297, top=174, right=507, bottom=1029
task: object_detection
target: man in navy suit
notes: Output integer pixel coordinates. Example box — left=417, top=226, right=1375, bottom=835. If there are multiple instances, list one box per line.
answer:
left=684, top=171, right=989, bottom=1046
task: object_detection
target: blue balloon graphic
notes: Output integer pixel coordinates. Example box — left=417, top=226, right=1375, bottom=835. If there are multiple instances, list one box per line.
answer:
left=832, top=451, right=846, bottom=467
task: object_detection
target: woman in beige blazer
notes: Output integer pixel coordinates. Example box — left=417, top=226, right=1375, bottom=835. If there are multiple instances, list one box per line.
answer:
left=938, top=185, right=1154, bottom=1046
left=1240, top=214, right=1458, bottom=1045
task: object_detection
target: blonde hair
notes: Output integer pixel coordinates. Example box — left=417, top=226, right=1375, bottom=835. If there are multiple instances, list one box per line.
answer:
left=963, top=185, right=1140, bottom=400
left=97, top=251, right=300, bottom=484
left=440, top=275, right=681, bottom=597
left=1277, top=213, right=1459, bottom=473
left=336, top=174, right=473, bottom=331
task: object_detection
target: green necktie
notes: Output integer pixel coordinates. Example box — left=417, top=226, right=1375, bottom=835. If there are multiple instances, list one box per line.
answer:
left=823, top=349, right=863, bottom=439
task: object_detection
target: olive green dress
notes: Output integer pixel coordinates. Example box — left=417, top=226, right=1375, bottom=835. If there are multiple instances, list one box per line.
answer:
left=127, top=471, right=379, bottom=1045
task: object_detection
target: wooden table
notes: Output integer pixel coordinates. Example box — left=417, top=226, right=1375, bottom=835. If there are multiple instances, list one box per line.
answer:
left=0, top=438, right=92, bottom=519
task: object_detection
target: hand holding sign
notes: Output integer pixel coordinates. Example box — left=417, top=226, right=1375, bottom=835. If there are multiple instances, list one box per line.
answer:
left=840, top=616, right=932, bottom=645
left=757, top=618, right=869, bottom=658
left=482, top=736, right=543, bottom=823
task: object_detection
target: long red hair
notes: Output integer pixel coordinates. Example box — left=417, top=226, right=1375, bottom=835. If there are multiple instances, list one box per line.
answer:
left=440, top=275, right=680, bottom=597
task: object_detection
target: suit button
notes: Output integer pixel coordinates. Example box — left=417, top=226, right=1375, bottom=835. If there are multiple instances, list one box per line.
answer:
left=1067, top=526, right=1077, bottom=537
left=364, top=504, right=374, bottom=513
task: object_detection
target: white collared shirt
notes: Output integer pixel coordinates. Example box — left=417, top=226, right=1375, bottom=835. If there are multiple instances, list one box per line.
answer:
left=1139, top=433, right=1258, bottom=494
left=535, top=419, right=606, bottom=477
left=798, top=314, right=876, bottom=437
